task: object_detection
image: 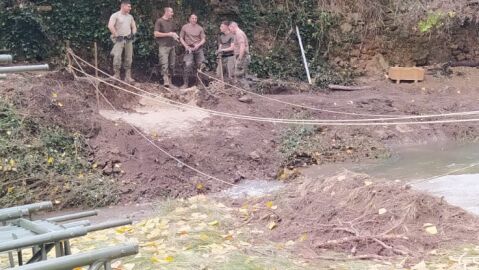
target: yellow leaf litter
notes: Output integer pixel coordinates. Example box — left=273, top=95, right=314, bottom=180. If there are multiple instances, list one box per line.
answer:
left=64, top=195, right=325, bottom=270
left=1, top=195, right=474, bottom=270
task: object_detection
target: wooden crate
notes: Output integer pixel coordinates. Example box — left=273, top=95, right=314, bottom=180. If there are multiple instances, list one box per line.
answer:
left=388, top=67, right=425, bottom=84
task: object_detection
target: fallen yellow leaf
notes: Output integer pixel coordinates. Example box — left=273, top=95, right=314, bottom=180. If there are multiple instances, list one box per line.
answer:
left=268, top=221, right=277, bottom=230
left=265, top=201, right=274, bottom=208
left=208, top=220, right=219, bottom=226
left=196, top=183, right=204, bottom=190
left=411, top=260, right=428, bottom=270
left=7, top=187, right=14, bottom=193
left=299, top=233, right=308, bottom=242
left=165, top=256, right=174, bottom=263
left=223, top=234, right=234, bottom=241
left=424, top=225, right=438, bottom=235
left=115, top=226, right=133, bottom=234
left=199, top=233, right=209, bottom=241
left=47, top=157, right=54, bottom=165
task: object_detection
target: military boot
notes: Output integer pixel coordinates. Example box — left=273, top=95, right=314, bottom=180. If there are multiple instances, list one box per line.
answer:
left=125, top=69, right=135, bottom=83
left=180, top=75, right=189, bottom=89
left=163, top=74, right=170, bottom=87
left=113, top=67, right=121, bottom=80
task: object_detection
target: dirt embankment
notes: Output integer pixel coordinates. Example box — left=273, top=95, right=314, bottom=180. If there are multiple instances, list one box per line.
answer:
left=2, top=67, right=479, bottom=203
left=243, top=171, right=479, bottom=265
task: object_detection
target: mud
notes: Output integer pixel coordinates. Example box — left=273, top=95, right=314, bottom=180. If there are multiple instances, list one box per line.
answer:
left=2, top=67, right=479, bottom=203
left=247, top=171, right=479, bottom=265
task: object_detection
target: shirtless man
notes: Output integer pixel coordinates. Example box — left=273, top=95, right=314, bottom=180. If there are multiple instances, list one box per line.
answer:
left=229, top=22, right=250, bottom=82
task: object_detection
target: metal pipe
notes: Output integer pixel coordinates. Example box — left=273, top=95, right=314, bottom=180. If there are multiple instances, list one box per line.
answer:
left=47, top=211, right=98, bottom=222
left=15, top=218, right=50, bottom=234
left=62, top=220, right=91, bottom=228
left=0, top=64, right=49, bottom=74
left=0, top=201, right=53, bottom=215
left=0, top=209, right=29, bottom=222
left=295, top=26, right=312, bottom=85
left=85, top=219, right=132, bottom=232
left=0, top=54, right=13, bottom=63
left=0, top=227, right=87, bottom=252
left=13, top=244, right=139, bottom=270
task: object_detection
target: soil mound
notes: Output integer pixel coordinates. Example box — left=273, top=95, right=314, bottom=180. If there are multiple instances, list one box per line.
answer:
left=254, top=171, right=479, bottom=261
left=3, top=72, right=281, bottom=203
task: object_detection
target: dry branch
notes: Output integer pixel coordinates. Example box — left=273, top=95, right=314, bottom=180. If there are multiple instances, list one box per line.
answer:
left=328, top=84, right=373, bottom=91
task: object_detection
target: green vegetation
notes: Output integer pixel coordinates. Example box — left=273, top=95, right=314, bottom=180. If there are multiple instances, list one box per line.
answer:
left=418, top=12, right=445, bottom=33
left=279, top=125, right=315, bottom=164
left=0, top=101, right=118, bottom=208
left=0, top=0, right=470, bottom=86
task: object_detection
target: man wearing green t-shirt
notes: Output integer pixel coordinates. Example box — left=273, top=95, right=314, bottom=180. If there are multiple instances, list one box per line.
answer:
left=217, top=21, right=235, bottom=80
left=154, top=7, right=179, bottom=88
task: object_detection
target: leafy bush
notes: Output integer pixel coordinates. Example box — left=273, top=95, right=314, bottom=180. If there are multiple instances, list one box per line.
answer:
left=0, top=102, right=119, bottom=208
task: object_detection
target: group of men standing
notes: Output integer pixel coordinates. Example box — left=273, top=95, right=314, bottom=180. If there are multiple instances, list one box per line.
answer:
left=108, top=0, right=250, bottom=89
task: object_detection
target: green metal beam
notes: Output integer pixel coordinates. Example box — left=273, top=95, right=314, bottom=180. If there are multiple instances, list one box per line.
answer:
left=0, top=227, right=87, bottom=252
left=13, top=244, right=138, bottom=270
left=0, top=54, right=12, bottom=63
left=1, top=202, right=53, bottom=215
left=0, top=64, right=49, bottom=74
left=0, top=209, right=29, bottom=222
left=46, top=211, right=97, bottom=222
left=85, top=219, right=132, bottom=233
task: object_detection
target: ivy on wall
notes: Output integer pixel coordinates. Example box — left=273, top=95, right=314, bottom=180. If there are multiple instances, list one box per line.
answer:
left=0, top=0, right=356, bottom=85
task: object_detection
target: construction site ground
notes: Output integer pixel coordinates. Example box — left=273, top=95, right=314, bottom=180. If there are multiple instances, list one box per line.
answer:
left=3, top=66, right=479, bottom=269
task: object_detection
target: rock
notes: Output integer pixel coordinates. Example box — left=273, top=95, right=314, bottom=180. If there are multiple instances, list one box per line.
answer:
left=249, top=151, right=261, bottom=161
left=238, top=95, right=253, bottom=103
left=349, top=13, right=361, bottom=25
left=233, top=171, right=246, bottom=183
left=102, top=164, right=113, bottom=175
left=340, top=22, right=353, bottom=33
left=456, top=53, right=467, bottom=61
left=110, top=147, right=120, bottom=155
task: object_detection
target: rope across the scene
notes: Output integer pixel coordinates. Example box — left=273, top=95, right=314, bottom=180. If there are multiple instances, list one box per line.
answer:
left=69, top=53, right=237, bottom=187
left=68, top=50, right=479, bottom=125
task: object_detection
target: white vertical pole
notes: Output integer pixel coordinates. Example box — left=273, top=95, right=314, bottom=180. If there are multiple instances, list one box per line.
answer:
left=295, top=25, right=312, bottom=85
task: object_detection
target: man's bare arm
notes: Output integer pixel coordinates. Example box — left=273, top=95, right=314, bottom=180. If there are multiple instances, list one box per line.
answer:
left=108, top=17, right=117, bottom=37
left=238, top=42, right=246, bottom=60
left=131, top=19, right=137, bottom=35
left=154, top=31, right=178, bottom=40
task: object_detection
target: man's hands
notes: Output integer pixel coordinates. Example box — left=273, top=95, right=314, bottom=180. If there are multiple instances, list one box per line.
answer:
left=170, top=32, right=179, bottom=41
left=185, top=43, right=201, bottom=54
